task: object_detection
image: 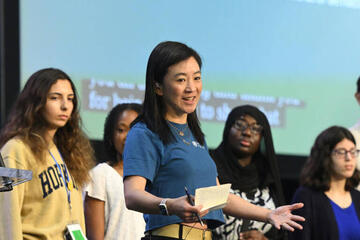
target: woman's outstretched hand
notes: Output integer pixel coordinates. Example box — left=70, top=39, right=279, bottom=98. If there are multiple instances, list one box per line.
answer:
left=267, top=203, right=305, bottom=231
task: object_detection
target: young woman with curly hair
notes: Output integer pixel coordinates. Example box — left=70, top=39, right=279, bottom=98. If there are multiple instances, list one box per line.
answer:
left=289, top=126, right=360, bottom=240
left=0, top=68, right=95, bottom=239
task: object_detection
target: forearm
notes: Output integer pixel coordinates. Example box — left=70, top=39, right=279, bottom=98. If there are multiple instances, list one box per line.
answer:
left=124, top=186, right=165, bottom=214
left=223, top=193, right=271, bottom=222
left=84, top=195, right=105, bottom=240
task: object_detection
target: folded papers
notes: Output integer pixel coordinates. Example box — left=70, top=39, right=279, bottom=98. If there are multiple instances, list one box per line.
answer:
left=195, top=183, right=231, bottom=211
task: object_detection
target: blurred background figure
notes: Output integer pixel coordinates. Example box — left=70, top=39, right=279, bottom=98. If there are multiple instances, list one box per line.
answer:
left=289, top=126, right=360, bottom=240
left=211, top=105, right=286, bottom=240
left=84, top=103, right=145, bottom=240
left=349, top=76, right=360, bottom=190
left=0, top=68, right=94, bottom=239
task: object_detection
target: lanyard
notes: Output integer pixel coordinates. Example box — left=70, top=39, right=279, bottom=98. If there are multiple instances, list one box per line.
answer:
left=48, top=149, right=71, bottom=209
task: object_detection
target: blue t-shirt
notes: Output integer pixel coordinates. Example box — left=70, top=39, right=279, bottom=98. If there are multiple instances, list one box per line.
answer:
left=123, top=121, right=225, bottom=231
left=330, top=199, right=360, bottom=240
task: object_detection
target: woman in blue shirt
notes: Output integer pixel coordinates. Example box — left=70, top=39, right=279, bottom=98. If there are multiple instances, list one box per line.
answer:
left=289, top=126, right=360, bottom=240
left=123, top=41, right=305, bottom=240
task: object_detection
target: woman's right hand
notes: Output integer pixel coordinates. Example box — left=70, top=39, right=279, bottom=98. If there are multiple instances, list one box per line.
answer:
left=239, top=230, right=268, bottom=240
left=166, top=195, right=209, bottom=222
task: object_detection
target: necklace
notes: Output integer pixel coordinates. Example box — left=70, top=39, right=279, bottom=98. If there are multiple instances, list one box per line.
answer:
left=168, top=121, right=191, bottom=145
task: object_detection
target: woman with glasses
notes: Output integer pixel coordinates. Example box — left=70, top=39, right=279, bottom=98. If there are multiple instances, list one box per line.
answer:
left=211, top=105, right=286, bottom=240
left=289, top=126, right=360, bottom=240
left=123, top=41, right=304, bottom=240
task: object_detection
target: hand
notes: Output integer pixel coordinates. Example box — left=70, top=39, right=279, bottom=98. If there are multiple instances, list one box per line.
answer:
left=239, top=230, right=268, bottom=240
left=267, top=202, right=305, bottom=231
left=166, top=195, right=209, bottom=223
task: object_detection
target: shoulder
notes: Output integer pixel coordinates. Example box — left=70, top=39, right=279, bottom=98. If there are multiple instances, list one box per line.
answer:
left=1, top=137, right=33, bottom=158
left=129, top=122, right=157, bottom=137
left=351, top=188, right=360, bottom=199
left=292, top=186, right=320, bottom=202
left=349, top=121, right=360, bottom=136
left=1, top=137, right=28, bottom=150
left=0, top=137, right=33, bottom=168
left=90, top=162, right=111, bottom=174
left=127, top=122, right=162, bottom=145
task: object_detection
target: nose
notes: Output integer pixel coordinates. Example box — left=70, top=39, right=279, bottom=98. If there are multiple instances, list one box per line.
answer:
left=61, top=98, right=69, bottom=110
left=241, top=125, right=252, bottom=136
left=345, top=152, right=353, bottom=160
left=185, top=79, right=194, bottom=92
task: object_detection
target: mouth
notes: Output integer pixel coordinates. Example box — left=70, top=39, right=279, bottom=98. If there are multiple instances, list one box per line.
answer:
left=345, top=165, right=354, bottom=171
left=59, top=115, right=69, bottom=120
left=239, top=139, right=251, bottom=147
left=182, top=96, right=196, bottom=104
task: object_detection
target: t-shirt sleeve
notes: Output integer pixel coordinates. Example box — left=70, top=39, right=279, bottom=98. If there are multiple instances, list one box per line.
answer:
left=84, top=164, right=106, bottom=201
left=123, top=124, right=162, bottom=183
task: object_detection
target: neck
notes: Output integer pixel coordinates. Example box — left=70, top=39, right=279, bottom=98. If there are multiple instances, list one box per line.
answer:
left=45, top=129, right=57, bottom=143
left=328, top=178, right=347, bottom=194
left=165, top=113, right=187, bottom=124
left=112, top=160, right=124, bottom=176
left=237, top=156, right=252, bottom=167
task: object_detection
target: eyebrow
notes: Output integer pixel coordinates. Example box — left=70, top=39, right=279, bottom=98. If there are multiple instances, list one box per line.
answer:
left=237, top=118, right=259, bottom=125
left=174, top=70, right=201, bottom=77
left=48, top=92, right=74, bottom=96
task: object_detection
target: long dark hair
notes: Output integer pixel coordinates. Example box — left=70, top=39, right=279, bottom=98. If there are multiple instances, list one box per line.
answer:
left=0, top=68, right=94, bottom=186
left=138, top=41, right=204, bottom=145
left=212, top=105, right=285, bottom=204
left=103, top=103, right=142, bottom=165
left=301, top=126, right=360, bottom=191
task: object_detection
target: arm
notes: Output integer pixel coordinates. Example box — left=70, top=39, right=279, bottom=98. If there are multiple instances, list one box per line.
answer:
left=240, top=230, right=268, bottom=240
left=219, top=178, right=304, bottom=231
left=84, top=194, right=105, bottom=240
left=0, top=141, right=28, bottom=239
left=123, top=175, right=209, bottom=221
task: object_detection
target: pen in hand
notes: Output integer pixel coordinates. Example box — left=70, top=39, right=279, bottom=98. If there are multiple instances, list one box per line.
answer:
left=184, top=186, right=204, bottom=226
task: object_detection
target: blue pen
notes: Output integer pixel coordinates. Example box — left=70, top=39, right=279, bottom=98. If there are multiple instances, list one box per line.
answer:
left=184, top=186, right=204, bottom=226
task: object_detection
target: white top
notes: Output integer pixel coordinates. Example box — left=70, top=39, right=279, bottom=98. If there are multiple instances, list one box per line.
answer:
left=85, top=163, right=145, bottom=240
left=349, top=121, right=360, bottom=190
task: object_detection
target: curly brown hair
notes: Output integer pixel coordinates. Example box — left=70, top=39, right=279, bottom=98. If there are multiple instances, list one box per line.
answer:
left=0, top=68, right=94, bottom=186
left=300, top=126, right=360, bottom=191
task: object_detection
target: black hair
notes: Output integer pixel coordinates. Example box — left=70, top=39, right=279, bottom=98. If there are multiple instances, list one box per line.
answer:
left=221, top=105, right=284, bottom=202
left=138, top=41, right=204, bottom=145
left=301, top=126, right=360, bottom=191
left=103, top=103, right=142, bottom=165
left=357, top=76, right=360, bottom=93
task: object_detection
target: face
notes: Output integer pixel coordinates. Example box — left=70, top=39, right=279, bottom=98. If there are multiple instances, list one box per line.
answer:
left=42, top=79, right=74, bottom=132
left=330, top=138, right=357, bottom=180
left=227, top=114, right=262, bottom=158
left=156, top=56, right=202, bottom=122
left=113, top=110, right=139, bottom=156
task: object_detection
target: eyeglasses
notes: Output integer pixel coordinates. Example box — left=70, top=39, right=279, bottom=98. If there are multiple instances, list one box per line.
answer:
left=332, top=148, right=360, bottom=159
left=233, top=119, right=263, bottom=135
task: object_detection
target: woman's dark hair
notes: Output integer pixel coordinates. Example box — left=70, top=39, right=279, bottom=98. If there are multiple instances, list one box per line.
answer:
left=301, top=126, right=360, bottom=191
left=0, top=68, right=94, bottom=186
left=103, top=103, right=142, bottom=165
left=138, top=41, right=204, bottom=145
left=219, top=105, right=284, bottom=204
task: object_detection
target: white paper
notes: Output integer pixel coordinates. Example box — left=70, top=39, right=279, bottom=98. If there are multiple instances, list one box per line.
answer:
left=195, top=183, right=231, bottom=211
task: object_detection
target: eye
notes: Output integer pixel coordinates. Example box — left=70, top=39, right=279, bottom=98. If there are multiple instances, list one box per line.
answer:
left=176, top=78, right=186, bottom=82
left=194, top=76, right=201, bottom=81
